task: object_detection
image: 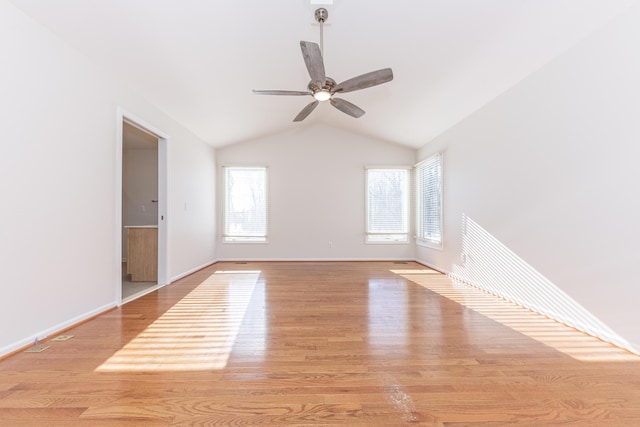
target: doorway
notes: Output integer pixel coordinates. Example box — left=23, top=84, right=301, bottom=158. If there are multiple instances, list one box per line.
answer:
left=116, top=109, right=168, bottom=305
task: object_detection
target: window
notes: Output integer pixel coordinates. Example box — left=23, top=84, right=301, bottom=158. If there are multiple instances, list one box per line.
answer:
left=223, top=166, right=267, bottom=243
left=416, top=153, right=443, bottom=248
left=366, top=168, right=409, bottom=243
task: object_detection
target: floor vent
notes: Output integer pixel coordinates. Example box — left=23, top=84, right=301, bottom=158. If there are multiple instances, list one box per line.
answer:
left=393, top=261, right=408, bottom=264
left=235, top=262, right=248, bottom=264
left=24, top=345, right=49, bottom=353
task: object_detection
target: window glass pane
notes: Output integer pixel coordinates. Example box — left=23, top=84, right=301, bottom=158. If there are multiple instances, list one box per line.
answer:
left=224, top=167, right=267, bottom=243
left=416, top=154, right=442, bottom=247
left=366, top=168, right=409, bottom=243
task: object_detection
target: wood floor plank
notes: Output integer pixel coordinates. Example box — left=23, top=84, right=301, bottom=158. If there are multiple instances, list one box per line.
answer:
left=1, top=261, right=640, bottom=425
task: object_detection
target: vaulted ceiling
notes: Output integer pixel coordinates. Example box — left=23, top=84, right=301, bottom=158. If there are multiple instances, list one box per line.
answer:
left=9, top=0, right=634, bottom=148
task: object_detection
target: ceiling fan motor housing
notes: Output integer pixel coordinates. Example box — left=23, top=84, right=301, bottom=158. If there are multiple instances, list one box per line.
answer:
left=308, top=77, right=336, bottom=94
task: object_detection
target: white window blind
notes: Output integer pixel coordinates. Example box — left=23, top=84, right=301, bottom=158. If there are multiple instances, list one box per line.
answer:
left=416, top=154, right=443, bottom=248
left=223, top=166, right=267, bottom=243
left=366, top=168, right=409, bottom=243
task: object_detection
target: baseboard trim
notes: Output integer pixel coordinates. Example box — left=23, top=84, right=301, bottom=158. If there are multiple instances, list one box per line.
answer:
left=169, top=259, right=218, bottom=283
left=215, top=258, right=414, bottom=262
left=414, top=257, right=640, bottom=356
left=0, top=303, right=116, bottom=360
left=414, top=258, right=447, bottom=274
left=7, top=258, right=636, bottom=360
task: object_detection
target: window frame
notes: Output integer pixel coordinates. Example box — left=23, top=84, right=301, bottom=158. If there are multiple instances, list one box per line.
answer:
left=365, top=166, right=411, bottom=244
left=415, top=153, right=443, bottom=249
left=222, top=165, right=268, bottom=244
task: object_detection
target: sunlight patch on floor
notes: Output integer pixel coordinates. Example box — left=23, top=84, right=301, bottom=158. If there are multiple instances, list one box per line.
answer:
left=393, top=269, right=639, bottom=362
left=97, top=270, right=259, bottom=372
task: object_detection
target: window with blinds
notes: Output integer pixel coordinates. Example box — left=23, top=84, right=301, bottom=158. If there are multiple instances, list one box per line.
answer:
left=366, top=168, right=409, bottom=243
left=415, top=154, right=443, bottom=248
left=223, top=166, right=267, bottom=243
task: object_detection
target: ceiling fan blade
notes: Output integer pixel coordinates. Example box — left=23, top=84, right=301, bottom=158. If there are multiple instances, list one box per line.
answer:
left=300, top=41, right=326, bottom=85
left=335, top=68, right=394, bottom=94
left=330, top=98, right=365, bottom=118
left=293, top=100, right=319, bottom=122
left=253, top=89, right=310, bottom=96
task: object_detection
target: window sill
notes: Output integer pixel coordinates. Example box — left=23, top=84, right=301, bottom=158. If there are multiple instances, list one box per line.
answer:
left=223, top=237, right=268, bottom=244
left=366, top=235, right=410, bottom=244
left=416, top=238, right=443, bottom=250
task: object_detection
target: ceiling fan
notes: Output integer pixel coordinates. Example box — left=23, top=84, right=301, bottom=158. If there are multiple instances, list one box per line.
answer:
left=252, top=8, right=393, bottom=122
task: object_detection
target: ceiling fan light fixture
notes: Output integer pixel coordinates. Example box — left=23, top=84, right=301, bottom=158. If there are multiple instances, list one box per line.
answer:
left=313, top=89, right=332, bottom=101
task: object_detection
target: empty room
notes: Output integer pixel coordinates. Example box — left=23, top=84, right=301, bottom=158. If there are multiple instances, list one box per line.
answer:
left=1, top=0, right=640, bottom=425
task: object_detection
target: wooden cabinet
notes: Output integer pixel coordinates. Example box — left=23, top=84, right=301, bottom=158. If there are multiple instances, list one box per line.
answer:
left=126, top=226, right=158, bottom=282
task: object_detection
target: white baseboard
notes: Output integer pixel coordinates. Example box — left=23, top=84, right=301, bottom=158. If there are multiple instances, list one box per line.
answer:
left=8, top=258, right=635, bottom=360
left=0, top=302, right=116, bottom=359
left=169, top=259, right=218, bottom=282
left=414, top=257, right=640, bottom=356
left=216, top=257, right=414, bottom=262
left=414, top=258, right=447, bottom=273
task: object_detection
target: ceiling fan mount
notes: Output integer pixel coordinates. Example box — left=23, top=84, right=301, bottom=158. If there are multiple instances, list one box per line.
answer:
left=252, top=7, right=393, bottom=122
left=315, top=7, right=328, bottom=24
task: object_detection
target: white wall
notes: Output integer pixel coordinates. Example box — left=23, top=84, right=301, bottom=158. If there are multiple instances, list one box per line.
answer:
left=167, top=134, right=217, bottom=277
left=122, top=147, right=158, bottom=258
left=416, top=5, right=640, bottom=352
left=216, top=124, right=415, bottom=260
left=0, top=0, right=216, bottom=356
left=123, top=148, right=158, bottom=228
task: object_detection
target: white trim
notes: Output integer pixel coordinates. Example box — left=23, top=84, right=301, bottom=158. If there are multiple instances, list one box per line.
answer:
left=169, top=259, right=218, bottom=283
left=0, top=303, right=116, bottom=358
left=364, top=165, right=412, bottom=170
left=414, top=153, right=442, bottom=168
left=116, top=107, right=170, bottom=306
left=222, top=239, right=269, bottom=244
left=122, top=283, right=166, bottom=305
left=414, top=258, right=447, bottom=273
left=416, top=238, right=444, bottom=251
left=157, top=136, right=169, bottom=286
left=216, top=258, right=414, bottom=262
left=115, top=113, right=123, bottom=305
left=365, top=239, right=411, bottom=245
left=120, top=110, right=170, bottom=139
left=220, top=164, right=269, bottom=168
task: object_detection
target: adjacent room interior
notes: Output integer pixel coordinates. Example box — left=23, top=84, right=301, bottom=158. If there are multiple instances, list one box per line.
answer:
left=122, top=121, right=160, bottom=300
left=2, top=0, right=640, bottom=424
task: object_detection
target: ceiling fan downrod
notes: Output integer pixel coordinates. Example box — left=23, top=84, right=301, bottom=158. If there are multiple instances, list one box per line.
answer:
left=315, top=8, right=328, bottom=58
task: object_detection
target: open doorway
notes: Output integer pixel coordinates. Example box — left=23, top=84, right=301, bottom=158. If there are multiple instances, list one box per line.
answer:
left=122, top=122, right=158, bottom=299
left=116, top=109, right=168, bottom=305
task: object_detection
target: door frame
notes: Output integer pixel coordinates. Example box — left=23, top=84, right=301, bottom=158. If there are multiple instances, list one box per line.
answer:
left=115, top=107, right=169, bottom=305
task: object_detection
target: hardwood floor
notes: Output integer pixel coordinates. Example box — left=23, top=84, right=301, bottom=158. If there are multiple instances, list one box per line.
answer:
left=1, top=261, right=640, bottom=425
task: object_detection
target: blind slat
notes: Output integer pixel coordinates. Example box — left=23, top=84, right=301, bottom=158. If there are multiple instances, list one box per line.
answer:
left=366, top=168, right=409, bottom=242
left=416, top=154, right=443, bottom=246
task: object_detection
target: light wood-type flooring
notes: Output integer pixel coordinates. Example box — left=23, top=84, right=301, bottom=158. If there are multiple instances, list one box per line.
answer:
left=1, top=261, right=640, bottom=426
